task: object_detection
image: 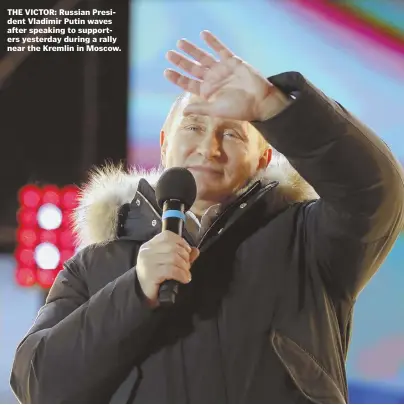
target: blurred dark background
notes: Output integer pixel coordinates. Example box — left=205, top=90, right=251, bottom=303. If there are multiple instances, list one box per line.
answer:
left=0, top=1, right=129, bottom=401
left=0, top=0, right=128, bottom=252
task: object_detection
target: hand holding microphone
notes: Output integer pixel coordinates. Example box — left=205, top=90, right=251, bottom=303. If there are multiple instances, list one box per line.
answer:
left=136, top=168, right=199, bottom=308
left=136, top=231, right=199, bottom=308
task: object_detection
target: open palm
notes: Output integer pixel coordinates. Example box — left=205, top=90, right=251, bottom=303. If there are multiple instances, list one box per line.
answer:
left=164, top=31, right=275, bottom=121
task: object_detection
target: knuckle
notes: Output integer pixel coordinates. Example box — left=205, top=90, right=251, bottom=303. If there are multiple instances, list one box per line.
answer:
left=172, top=265, right=182, bottom=275
left=171, top=255, right=181, bottom=267
left=173, top=252, right=183, bottom=263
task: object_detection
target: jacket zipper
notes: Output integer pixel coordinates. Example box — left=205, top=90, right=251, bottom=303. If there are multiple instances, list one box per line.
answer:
left=196, top=211, right=224, bottom=248
left=197, top=181, right=278, bottom=248
left=140, top=181, right=277, bottom=249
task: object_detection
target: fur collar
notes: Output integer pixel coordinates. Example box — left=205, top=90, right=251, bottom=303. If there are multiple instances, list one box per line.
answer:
left=72, top=155, right=319, bottom=250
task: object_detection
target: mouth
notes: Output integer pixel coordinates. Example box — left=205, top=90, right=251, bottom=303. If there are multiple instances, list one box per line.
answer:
left=187, top=165, right=223, bottom=175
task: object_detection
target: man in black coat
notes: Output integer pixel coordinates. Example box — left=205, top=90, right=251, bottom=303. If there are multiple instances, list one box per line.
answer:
left=11, top=31, right=404, bottom=403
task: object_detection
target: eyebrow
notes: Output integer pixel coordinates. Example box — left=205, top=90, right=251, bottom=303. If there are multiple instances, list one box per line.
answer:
left=182, top=115, right=245, bottom=130
left=181, top=114, right=206, bottom=123
left=180, top=115, right=248, bottom=139
left=221, top=120, right=245, bottom=133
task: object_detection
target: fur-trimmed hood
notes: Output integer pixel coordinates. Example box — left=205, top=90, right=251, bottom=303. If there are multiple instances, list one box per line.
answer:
left=72, top=155, right=319, bottom=250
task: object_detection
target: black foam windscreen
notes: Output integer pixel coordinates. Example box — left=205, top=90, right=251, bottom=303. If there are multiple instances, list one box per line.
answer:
left=155, top=167, right=197, bottom=211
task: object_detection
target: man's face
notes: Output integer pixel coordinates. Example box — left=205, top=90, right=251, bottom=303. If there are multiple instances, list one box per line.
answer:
left=161, top=94, right=271, bottom=204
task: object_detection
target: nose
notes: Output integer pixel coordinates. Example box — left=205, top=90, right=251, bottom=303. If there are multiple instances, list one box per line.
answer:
left=196, top=132, right=221, bottom=159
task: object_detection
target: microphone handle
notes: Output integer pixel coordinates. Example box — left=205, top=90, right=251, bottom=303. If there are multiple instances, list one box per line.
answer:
left=158, top=200, right=185, bottom=306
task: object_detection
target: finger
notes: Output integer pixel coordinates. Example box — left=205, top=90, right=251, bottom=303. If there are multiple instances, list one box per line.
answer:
left=160, top=231, right=191, bottom=252
left=201, top=30, right=234, bottom=59
left=150, top=251, right=189, bottom=271
left=159, top=264, right=191, bottom=285
left=176, top=246, right=191, bottom=263
left=166, top=51, right=206, bottom=80
left=177, top=267, right=192, bottom=284
left=190, top=247, right=200, bottom=264
left=172, top=253, right=190, bottom=272
left=177, top=39, right=217, bottom=68
left=154, top=241, right=190, bottom=258
left=164, top=69, right=201, bottom=95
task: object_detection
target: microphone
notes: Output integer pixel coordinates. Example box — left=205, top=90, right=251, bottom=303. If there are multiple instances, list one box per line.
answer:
left=155, top=167, right=197, bottom=306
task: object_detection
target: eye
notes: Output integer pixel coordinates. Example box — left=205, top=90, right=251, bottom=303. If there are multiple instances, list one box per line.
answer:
left=185, top=125, right=201, bottom=132
left=223, top=131, right=238, bottom=139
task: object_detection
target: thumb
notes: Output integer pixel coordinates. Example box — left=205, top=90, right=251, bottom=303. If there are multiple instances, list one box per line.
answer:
left=190, top=247, right=200, bottom=264
left=183, top=102, right=212, bottom=117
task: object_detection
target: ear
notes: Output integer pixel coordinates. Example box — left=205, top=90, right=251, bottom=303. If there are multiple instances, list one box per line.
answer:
left=258, top=147, right=272, bottom=170
left=160, top=130, right=166, bottom=148
left=160, top=130, right=167, bottom=164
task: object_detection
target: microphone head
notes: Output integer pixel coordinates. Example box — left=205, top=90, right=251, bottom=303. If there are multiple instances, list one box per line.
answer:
left=155, top=167, right=197, bottom=211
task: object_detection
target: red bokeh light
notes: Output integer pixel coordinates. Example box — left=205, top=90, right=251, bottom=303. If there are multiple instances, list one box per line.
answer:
left=61, top=211, right=74, bottom=230
left=17, top=208, right=37, bottom=228
left=39, top=230, right=59, bottom=245
left=61, top=186, right=79, bottom=210
left=15, top=247, right=36, bottom=267
left=59, top=249, right=75, bottom=265
left=59, top=229, right=75, bottom=249
left=19, top=185, right=42, bottom=209
left=37, top=269, right=57, bottom=289
left=17, top=228, right=38, bottom=248
left=16, top=267, right=37, bottom=287
left=42, top=186, right=61, bottom=205
left=16, top=184, right=79, bottom=288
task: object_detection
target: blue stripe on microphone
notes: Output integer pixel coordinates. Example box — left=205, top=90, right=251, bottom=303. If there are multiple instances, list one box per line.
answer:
left=162, top=210, right=186, bottom=221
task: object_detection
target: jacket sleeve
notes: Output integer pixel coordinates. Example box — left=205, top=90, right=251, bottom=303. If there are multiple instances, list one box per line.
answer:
left=10, top=250, right=160, bottom=403
left=252, top=72, right=404, bottom=299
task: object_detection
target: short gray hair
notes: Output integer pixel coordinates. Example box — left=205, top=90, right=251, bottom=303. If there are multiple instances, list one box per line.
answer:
left=161, top=92, right=190, bottom=133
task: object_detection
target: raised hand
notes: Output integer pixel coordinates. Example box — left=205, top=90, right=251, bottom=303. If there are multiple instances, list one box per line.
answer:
left=164, top=30, right=288, bottom=122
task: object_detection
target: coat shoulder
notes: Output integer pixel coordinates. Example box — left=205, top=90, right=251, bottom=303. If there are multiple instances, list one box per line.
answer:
left=67, top=240, right=138, bottom=295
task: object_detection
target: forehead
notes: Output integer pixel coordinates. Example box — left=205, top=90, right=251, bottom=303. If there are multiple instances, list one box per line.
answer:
left=176, top=94, right=249, bottom=131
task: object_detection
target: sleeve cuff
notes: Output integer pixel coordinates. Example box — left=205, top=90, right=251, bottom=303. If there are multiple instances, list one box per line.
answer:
left=251, top=71, right=345, bottom=158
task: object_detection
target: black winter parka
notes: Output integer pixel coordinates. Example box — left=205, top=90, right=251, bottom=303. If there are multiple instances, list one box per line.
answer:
left=11, top=72, right=404, bottom=403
